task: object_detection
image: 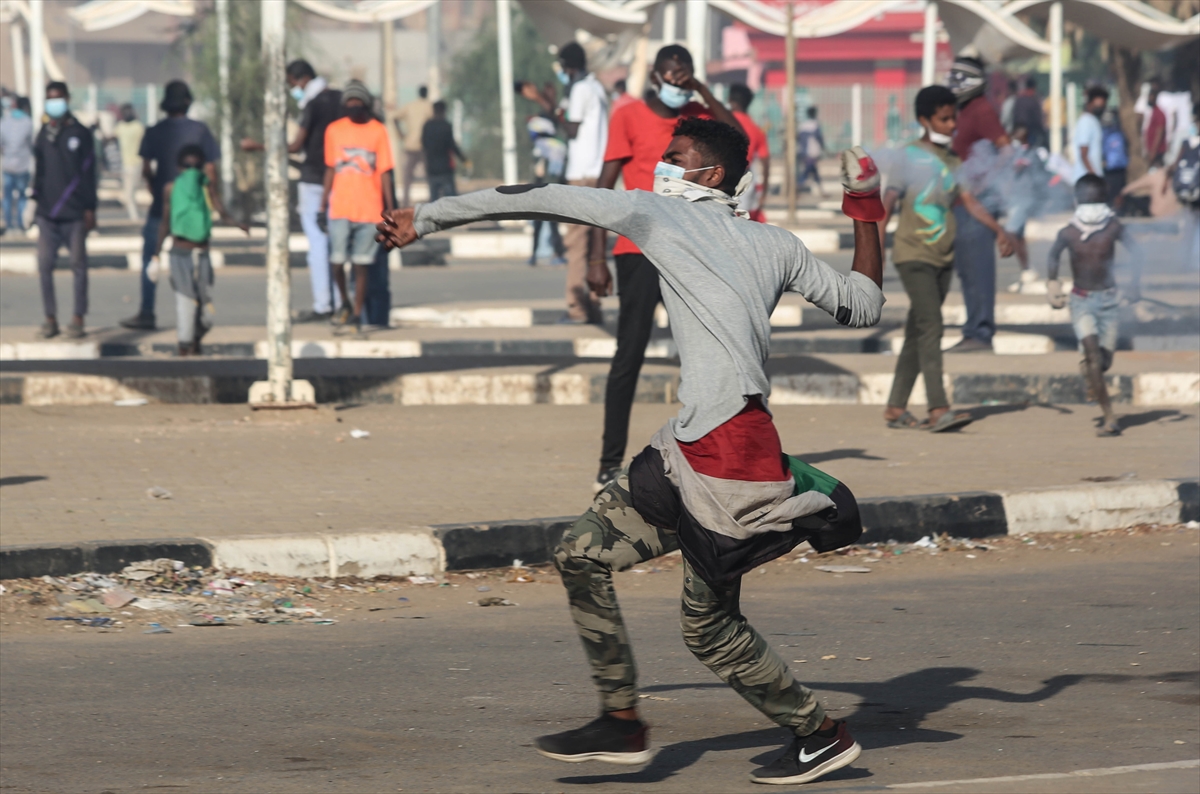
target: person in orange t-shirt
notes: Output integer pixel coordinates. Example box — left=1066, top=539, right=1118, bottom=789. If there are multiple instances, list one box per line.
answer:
left=729, top=83, right=770, bottom=223
left=321, top=80, right=395, bottom=328
left=585, top=44, right=744, bottom=493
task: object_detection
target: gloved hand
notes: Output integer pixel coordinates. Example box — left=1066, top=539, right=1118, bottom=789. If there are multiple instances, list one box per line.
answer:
left=317, top=211, right=328, bottom=234
left=146, top=255, right=161, bottom=284
left=839, top=145, right=884, bottom=222
left=1047, top=279, right=1067, bottom=309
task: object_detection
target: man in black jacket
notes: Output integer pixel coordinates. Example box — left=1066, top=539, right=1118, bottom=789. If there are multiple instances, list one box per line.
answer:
left=33, top=81, right=96, bottom=339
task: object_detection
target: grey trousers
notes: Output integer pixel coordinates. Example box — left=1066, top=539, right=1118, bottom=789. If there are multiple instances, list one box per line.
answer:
left=169, top=248, right=214, bottom=344
left=36, top=216, right=88, bottom=319
left=888, top=260, right=952, bottom=410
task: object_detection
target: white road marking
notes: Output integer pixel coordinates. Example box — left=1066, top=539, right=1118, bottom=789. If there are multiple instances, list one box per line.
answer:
left=888, top=759, right=1200, bottom=789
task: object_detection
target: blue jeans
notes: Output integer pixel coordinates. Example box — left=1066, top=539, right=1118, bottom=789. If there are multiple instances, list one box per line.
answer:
left=139, top=214, right=162, bottom=317
left=3, top=171, right=30, bottom=230
left=428, top=174, right=457, bottom=201
left=953, top=203, right=996, bottom=344
left=328, top=218, right=378, bottom=265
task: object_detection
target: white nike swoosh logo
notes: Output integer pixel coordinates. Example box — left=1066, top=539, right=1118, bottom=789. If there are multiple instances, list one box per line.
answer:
left=798, top=744, right=836, bottom=764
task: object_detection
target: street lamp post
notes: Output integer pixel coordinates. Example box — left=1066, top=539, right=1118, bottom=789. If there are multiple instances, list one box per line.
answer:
left=496, top=0, right=518, bottom=185
left=29, top=0, right=44, bottom=132
left=217, top=0, right=234, bottom=210
left=249, top=0, right=314, bottom=408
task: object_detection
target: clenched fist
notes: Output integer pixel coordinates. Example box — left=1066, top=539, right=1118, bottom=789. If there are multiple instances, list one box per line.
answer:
left=839, top=146, right=884, bottom=223
left=375, top=208, right=419, bottom=250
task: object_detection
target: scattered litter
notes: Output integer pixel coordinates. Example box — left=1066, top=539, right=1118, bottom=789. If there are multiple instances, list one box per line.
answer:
left=408, top=575, right=438, bottom=585
left=512, top=559, right=525, bottom=568
left=146, top=486, right=172, bottom=500
left=349, top=429, right=370, bottom=439
left=820, top=654, right=837, bottom=661
left=1187, top=521, right=1199, bottom=530
left=855, top=657, right=872, bottom=661
left=507, top=568, right=535, bottom=583
left=65, top=598, right=111, bottom=614
left=815, top=565, right=872, bottom=574
left=913, top=536, right=937, bottom=549
left=100, top=589, right=137, bottom=609
left=305, top=618, right=337, bottom=625
left=143, top=623, right=171, bottom=635
left=1082, top=472, right=1137, bottom=483
left=965, top=554, right=977, bottom=559
left=46, top=616, right=116, bottom=627
left=477, top=596, right=516, bottom=607
left=475, top=585, right=492, bottom=592
left=793, top=557, right=810, bottom=564
left=189, top=619, right=236, bottom=627
left=120, top=559, right=182, bottom=581
left=114, top=398, right=149, bottom=407
left=638, top=695, right=674, bottom=702
left=132, top=598, right=180, bottom=611
left=793, top=659, right=808, bottom=663
left=1175, top=740, right=1187, bottom=745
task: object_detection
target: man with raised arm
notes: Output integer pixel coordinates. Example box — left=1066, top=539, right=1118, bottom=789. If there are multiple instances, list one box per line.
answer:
left=378, top=118, right=885, bottom=786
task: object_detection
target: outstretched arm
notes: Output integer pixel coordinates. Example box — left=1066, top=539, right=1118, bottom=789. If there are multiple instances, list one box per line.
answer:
left=377, top=183, right=643, bottom=249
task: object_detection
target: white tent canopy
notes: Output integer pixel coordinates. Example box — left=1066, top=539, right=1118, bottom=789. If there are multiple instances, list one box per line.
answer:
left=1005, top=0, right=1200, bottom=52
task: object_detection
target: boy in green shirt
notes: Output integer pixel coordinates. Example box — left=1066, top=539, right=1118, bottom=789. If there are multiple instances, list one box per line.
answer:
left=879, top=86, right=1013, bottom=432
left=149, top=144, right=245, bottom=355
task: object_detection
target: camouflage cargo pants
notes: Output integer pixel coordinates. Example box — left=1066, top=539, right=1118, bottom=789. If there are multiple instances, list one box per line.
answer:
left=553, top=470, right=827, bottom=736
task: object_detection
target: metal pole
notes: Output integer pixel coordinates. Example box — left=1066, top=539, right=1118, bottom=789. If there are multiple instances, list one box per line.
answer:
left=496, top=0, right=518, bottom=185
left=1049, top=1, right=1063, bottom=155
left=784, top=1, right=796, bottom=226
left=427, top=1, right=441, bottom=100
left=662, top=2, right=676, bottom=46
left=921, top=1, right=937, bottom=86
left=685, top=0, right=707, bottom=82
left=87, top=83, right=97, bottom=121
left=1065, top=81, right=1077, bottom=155
left=217, top=0, right=234, bottom=209
left=250, top=0, right=312, bottom=407
left=146, top=84, right=157, bottom=126
left=851, top=83, right=862, bottom=147
left=11, top=23, right=27, bottom=97
left=29, top=0, right=44, bottom=133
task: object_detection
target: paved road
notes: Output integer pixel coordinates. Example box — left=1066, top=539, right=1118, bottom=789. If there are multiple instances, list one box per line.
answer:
left=1, top=402, right=1197, bottom=546
left=1, top=529, right=1197, bottom=793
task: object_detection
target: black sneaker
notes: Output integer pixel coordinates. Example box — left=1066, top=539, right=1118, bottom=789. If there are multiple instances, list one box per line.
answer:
left=750, top=721, right=861, bottom=785
left=593, top=466, right=622, bottom=495
left=294, top=309, right=333, bottom=324
left=536, top=713, right=653, bottom=765
left=119, top=313, right=156, bottom=331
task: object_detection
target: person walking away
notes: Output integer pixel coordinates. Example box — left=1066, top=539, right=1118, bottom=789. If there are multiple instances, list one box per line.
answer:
left=586, top=43, right=745, bottom=493
left=880, top=86, right=1012, bottom=433
left=1163, top=102, right=1200, bottom=272
left=1047, top=175, right=1142, bottom=436
left=1070, top=85, right=1108, bottom=185
left=1011, top=76, right=1045, bottom=149
left=1138, top=79, right=1169, bottom=169
left=396, top=86, right=433, bottom=208
left=321, top=81, right=395, bottom=330
left=421, top=100, right=468, bottom=202
left=114, top=104, right=144, bottom=221
left=149, top=145, right=247, bottom=355
left=946, top=49, right=1010, bottom=353
left=242, top=60, right=344, bottom=322
left=377, top=120, right=886, bottom=785
left=526, top=116, right=567, bottom=266
left=797, top=107, right=824, bottom=196
left=121, top=80, right=226, bottom=330
left=1101, top=108, right=1129, bottom=205
left=32, top=82, right=97, bottom=339
left=1, top=95, right=33, bottom=234
left=729, top=83, right=770, bottom=223
left=1003, top=124, right=1049, bottom=283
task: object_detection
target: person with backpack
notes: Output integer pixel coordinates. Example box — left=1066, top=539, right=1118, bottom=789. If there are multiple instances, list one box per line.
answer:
left=32, top=81, right=96, bottom=340
left=1101, top=109, right=1129, bottom=206
left=1163, top=101, right=1200, bottom=271
left=148, top=144, right=246, bottom=355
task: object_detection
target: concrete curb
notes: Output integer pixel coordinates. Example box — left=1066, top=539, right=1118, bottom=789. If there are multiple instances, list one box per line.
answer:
left=2, top=369, right=1197, bottom=407
left=3, top=479, right=1195, bottom=580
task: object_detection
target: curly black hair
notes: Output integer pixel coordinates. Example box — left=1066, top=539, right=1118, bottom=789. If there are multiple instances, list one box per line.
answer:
left=672, top=117, right=748, bottom=195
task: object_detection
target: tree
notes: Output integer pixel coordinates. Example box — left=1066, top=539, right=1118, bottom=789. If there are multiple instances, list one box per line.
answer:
left=447, top=5, right=557, bottom=180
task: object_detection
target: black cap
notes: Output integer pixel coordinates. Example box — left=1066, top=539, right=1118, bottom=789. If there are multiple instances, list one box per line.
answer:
left=161, top=80, right=193, bottom=113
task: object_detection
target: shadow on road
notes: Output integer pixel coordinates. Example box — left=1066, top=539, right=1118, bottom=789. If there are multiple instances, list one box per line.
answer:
left=0, top=475, right=47, bottom=487
left=795, top=448, right=885, bottom=464
left=1118, top=409, right=1191, bottom=429
left=562, top=667, right=1121, bottom=784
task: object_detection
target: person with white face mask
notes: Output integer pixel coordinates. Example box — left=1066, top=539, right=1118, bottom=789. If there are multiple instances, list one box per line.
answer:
left=877, top=86, right=1013, bottom=433
left=583, top=43, right=744, bottom=494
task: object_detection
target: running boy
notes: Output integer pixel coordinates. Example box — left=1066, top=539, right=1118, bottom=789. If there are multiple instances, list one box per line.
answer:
left=149, top=144, right=246, bottom=356
left=379, top=118, right=885, bottom=785
left=1047, top=174, right=1142, bottom=437
left=879, top=85, right=1013, bottom=432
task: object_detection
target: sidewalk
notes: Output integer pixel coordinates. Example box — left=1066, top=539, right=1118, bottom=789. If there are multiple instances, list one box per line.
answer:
left=2, top=402, right=1196, bottom=551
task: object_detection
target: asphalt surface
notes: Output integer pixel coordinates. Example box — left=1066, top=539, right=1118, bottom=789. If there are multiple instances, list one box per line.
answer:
left=1, top=528, right=1197, bottom=793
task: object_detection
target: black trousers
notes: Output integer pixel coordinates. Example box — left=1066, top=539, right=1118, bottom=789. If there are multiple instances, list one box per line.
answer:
left=600, top=253, right=662, bottom=471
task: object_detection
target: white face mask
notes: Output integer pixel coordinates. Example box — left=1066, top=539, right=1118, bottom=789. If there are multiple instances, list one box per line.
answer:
left=925, top=127, right=952, bottom=146
left=654, top=161, right=714, bottom=181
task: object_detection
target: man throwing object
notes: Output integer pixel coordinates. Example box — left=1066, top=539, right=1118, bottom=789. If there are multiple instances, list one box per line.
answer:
left=377, top=118, right=885, bottom=785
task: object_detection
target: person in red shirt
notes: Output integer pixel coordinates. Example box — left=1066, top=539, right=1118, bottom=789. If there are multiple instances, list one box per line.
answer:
left=946, top=50, right=1011, bottom=353
left=729, top=83, right=770, bottom=223
left=1144, top=82, right=1169, bottom=167
left=586, top=44, right=744, bottom=493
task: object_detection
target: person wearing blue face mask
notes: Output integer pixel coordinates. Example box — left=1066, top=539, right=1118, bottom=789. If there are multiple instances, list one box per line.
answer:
left=31, top=81, right=96, bottom=340
left=1, top=95, right=34, bottom=234
left=243, top=59, right=345, bottom=322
